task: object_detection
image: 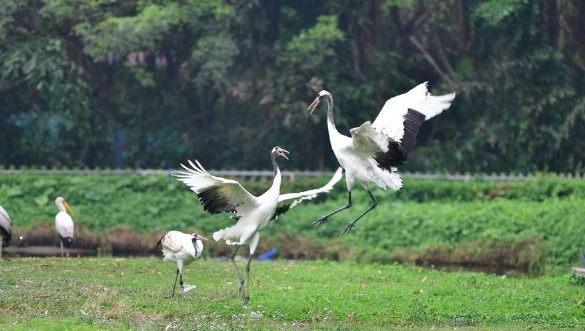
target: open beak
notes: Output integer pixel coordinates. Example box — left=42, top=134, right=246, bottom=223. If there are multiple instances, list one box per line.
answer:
left=280, top=149, right=290, bottom=160
left=63, top=201, right=76, bottom=218
left=307, top=96, right=320, bottom=114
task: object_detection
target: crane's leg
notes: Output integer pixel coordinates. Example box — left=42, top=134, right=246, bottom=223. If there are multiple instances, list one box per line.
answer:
left=179, top=273, right=184, bottom=296
left=230, top=245, right=245, bottom=296
left=60, top=240, right=64, bottom=258
left=342, top=189, right=377, bottom=235
left=313, top=191, right=352, bottom=227
left=243, top=232, right=259, bottom=307
left=243, top=254, right=253, bottom=307
left=0, top=237, right=3, bottom=259
left=178, top=260, right=185, bottom=296
left=168, top=269, right=179, bottom=298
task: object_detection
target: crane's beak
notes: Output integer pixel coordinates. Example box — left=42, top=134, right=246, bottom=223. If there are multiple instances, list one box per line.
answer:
left=197, top=235, right=208, bottom=241
left=63, top=201, right=76, bottom=218
left=280, top=149, right=290, bottom=160
left=307, top=96, right=320, bottom=114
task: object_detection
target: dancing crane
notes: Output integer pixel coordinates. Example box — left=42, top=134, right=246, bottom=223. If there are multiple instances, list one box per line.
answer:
left=0, top=205, right=12, bottom=259
left=55, top=197, right=75, bottom=257
left=307, top=82, right=456, bottom=234
left=157, top=230, right=208, bottom=297
left=175, top=146, right=343, bottom=306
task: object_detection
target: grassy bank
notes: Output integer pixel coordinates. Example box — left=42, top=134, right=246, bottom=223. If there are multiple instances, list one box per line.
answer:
left=0, top=258, right=584, bottom=330
left=1, top=174, right=584, bottom=271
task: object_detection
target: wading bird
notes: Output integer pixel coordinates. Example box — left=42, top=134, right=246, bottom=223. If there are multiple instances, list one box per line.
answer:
left=0, top=205, right=12, bottom=259
left=175, top=147, right=342, bottom=306
left=307, top=82, right=455, bottom=234
left=55, top=197, right=75, bottom=257
left=157, top=230, right=208, bottom=297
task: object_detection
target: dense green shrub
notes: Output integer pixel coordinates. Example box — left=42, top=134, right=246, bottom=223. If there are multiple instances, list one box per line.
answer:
left=1, top=173, right=584, bottom=269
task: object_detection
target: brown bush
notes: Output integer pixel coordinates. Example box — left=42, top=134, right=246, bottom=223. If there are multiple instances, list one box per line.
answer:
left=106, top=226, right=154, bottom=255
left=17, top=221, right=60, bottom=246
left=392, top=237, right=547, bottom=275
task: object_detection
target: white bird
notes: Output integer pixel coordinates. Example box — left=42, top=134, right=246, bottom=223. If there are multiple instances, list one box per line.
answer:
left=307, top=82, right=456, bottom=234
left=0, top=205, right=12, bottom=259
left=175, top=146, right=343, bottom=306
left=157, top=230, right=208, bottom=297
left=55, top=197, right=75, bottom=257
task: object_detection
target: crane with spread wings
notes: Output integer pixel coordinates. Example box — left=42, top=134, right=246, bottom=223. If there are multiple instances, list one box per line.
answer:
left=307, top=82, right=456, bottom=234
left=175, top=147, right=342, bottom=306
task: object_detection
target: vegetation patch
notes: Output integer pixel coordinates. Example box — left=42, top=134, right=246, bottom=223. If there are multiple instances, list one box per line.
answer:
left=2, top=174, right=584, bottom=271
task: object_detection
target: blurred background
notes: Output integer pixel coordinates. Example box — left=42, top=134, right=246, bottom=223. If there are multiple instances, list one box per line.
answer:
left=1, top=0, right=584, bottom=172
left=1, top=0, right=585, bottom=275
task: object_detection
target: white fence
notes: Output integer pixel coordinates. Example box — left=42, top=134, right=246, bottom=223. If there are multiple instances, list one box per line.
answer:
left=0, top=168, right=582, bottom=181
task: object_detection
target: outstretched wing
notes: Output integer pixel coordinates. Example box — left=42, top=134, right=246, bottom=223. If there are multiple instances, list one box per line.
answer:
left=175, top=160, right=260, bottom=217
left=351, top=82, right=455, bottom=169
left=372, top=82, right=455, bottom=141
left=272, top=168, right=343, bottom=219
left=0, top=205, right=12, bottom=243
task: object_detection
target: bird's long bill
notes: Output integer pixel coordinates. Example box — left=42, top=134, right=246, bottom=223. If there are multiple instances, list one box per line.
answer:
left=307, top=97, right=320, bottom=114
left=199, top=235, right=208, bottom=241
left=64, top=201, right=76, bottom=218
left=281, top=149, right=290, bottom=160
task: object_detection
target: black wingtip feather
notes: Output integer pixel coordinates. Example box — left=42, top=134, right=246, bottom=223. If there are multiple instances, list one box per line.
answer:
left=374, top=109, right=425, bottom=170
left=198, top=186, right=239, bottom=214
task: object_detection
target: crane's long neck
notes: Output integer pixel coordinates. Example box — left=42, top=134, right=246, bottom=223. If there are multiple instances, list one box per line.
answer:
left=323, top=94, right=345, bottom=143
left=324, top=94, right=339, bottom=135
left=270, top=153, right=282, bottom=193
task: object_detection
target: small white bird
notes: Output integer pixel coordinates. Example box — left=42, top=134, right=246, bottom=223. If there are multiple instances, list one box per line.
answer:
left=0, top=205, right=12, bottom=259
left=175, top=146, right=343, bottom=306
left=157, top=230, right=208, bottom=297
left=55, top=197, right=75, bottom=257
left=308, top=82, right=456, bottom=234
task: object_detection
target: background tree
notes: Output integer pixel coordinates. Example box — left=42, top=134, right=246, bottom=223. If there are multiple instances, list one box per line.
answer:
left=0, top=0, right=583, bottom=172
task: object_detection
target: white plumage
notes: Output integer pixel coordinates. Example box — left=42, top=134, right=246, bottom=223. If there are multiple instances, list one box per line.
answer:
left=55, top=197, right=75, bottom=257
left=158, top=230, right=207, bottom=297
left=372, top=82, right=456, bottom=141
left=175, top=146, right=342, bottom=306
left=0, top=205, right=12, bottom=259
left=308, top=82, right=456, bottom=233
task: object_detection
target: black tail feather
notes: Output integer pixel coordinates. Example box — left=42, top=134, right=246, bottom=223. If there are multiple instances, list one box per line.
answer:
left=155, top=233, right=166, bottom=251
left=0, top=226, right=11, bottom=245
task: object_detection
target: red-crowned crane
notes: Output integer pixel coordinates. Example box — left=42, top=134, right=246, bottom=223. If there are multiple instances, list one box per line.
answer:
left=307, top=82, right=456, bottom=234
left=157, top=230, right=208, bottom=297
left=55, top=197, right=75, bottom=257
left=175, top=146, right=343, bottom=306
left=0, top=205, right=12, bottom=259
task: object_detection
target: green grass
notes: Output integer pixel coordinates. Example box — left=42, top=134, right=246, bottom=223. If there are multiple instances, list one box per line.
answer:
left=0, top=258, right=584, bottom=330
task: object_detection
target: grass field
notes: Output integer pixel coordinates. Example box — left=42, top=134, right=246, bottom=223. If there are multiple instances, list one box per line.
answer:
left=1, top=258, right=584, bottom=330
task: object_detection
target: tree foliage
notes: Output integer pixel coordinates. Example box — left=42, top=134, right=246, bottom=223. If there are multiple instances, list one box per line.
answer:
left=1, top=0, right=584, bottom=172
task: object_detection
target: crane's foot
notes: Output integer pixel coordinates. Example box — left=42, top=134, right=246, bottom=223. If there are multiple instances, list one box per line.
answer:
left=243, top=294, right=250, bottom=307
left=342, top=221, right=357, bottom=235
left=180, top=286, right=185, bottom=295
left=312, top=216, right=329, bottom=227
